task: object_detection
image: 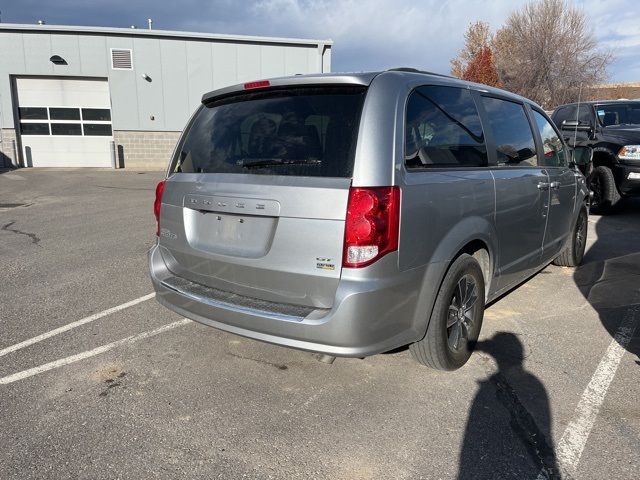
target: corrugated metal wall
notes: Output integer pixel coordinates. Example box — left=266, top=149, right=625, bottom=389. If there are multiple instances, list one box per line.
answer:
left=0, top=30, right=330, bottom=132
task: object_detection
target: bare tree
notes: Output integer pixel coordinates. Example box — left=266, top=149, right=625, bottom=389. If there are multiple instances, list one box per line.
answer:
left=450, top=21, right=493, bottom=78
left=493, top=0, right=612, bottom=108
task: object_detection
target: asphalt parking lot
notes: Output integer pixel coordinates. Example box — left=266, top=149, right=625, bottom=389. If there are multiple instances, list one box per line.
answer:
left=1, top=169, right=638, bottom=480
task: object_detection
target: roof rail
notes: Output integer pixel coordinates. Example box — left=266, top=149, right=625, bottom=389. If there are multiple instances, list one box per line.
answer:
left=386, top=67, right=455, bottom=79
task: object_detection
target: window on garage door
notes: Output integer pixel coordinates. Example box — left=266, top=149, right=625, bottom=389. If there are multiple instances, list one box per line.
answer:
left=19, top=107, right=48, bottom=120
left=20, top=123, right=50, bottom=135
left=50, top=108, right=80, bottom=120
left=19, top=107, right=49, bottom=135
left=81, top=109, right=112, bottom=136
left=18, top=106, right=112, bottom=136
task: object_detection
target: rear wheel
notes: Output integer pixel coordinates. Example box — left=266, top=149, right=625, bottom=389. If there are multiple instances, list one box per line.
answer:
left=590, top=166, right=620, bottom=214
left=410, top=254, right=485, bottom=370
left=553, top=208, right=588, bottom=267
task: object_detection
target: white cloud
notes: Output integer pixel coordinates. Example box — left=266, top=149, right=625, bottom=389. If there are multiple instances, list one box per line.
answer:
left=577, top=0, right=640, bottom=81
left=244, top=0, right=640, bottom=81
left=248, top=0, right=529, bottom=73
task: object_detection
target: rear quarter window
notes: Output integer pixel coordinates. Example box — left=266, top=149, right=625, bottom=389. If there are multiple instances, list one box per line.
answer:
left=171, top=86, right=366, bottom=178
left=405, top=85, right=487, bottom=169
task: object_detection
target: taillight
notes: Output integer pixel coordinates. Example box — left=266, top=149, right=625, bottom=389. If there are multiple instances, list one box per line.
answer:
left=343, top=186, right=400, bottom=268
left=154, top=180, right=166, bottom=236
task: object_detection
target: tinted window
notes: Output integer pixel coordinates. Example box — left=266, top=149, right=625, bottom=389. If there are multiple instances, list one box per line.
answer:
left=553, top=106, right=576, bottom=127
left=19, top=107, right=48, bottom=120
left=49, top=108, right=81, bottom=120
left=51, top=123, right=82, bottom=135
left=533, top=111, right=567, bottom=167
left=20, top=123, right=49, bottom=135
left=554, top=105, right=592, bottom=128
left=82, top=108, right=111, bottom=121
left=576, top=105, right=592, bottom=123
left=482, top=97, right=537, bottom=166
left=83, top=124, right=113, bottom=136
left=595, top=103, right=640, bottom=126
left=172, top=86, right=366, bottom=177
left=405, top=86, right=487, bottom=168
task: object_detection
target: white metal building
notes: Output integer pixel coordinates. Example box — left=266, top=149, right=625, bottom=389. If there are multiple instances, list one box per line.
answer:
left=0, top=24, right=332, bottom=170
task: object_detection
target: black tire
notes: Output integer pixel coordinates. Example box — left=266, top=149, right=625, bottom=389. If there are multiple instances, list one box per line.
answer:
left=410, top=254, right=485, bottom=370
left=553, top=208, right=588, bottom=267
left=589, top=166, right=620, bottom=214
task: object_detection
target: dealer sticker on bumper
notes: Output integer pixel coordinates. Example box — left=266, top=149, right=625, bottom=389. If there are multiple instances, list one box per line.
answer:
left=628, top=172, right=640, bottom=180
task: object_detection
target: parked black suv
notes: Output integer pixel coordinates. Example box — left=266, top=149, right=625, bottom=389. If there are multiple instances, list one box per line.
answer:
left=551, top=100, right=640, bottom=213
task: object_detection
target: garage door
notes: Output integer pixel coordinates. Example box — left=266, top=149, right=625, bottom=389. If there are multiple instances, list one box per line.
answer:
left=16, top=78, right=113, bottom=167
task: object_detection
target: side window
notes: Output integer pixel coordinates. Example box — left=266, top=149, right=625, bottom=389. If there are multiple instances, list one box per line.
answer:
left=532, top=110, right=567, bottom=167
left=576, top=105, right=593, bottom=124
left=553, top=105, right=577, bottom=128
left=554, top=105, right=591, bottom=128
left=404, top=86, right=487, bottom=168
left=481, top=97, right=537, bottom=167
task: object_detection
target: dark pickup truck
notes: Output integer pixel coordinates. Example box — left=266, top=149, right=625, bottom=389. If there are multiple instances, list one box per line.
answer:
left=551, top=100, right=640, bottom=213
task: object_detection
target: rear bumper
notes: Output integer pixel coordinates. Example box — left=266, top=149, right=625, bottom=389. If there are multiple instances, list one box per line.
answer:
left=149, top=244, right=426, bottom=357
left=615, top=162, right=640, bottom=196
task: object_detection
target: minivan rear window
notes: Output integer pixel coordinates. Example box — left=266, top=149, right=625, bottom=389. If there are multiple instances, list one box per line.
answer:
left=171, top=86, right=366, bottom=177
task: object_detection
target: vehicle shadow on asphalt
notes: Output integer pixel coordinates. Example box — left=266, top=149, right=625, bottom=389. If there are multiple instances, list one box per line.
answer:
left=458, top=332, right=561, bottom=479
left=574, top=198, right=640, bottom=362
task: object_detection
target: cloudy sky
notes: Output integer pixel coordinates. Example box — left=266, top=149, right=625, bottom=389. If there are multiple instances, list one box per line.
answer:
left=2, top=0, right=639, bottom=82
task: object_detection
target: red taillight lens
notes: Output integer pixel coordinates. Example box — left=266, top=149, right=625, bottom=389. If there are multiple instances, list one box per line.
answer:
left=154, top=180, right=166, bottom=236
left=244, top=80, right=271, bottom=89
left=343, top=186, right=400, bottom=268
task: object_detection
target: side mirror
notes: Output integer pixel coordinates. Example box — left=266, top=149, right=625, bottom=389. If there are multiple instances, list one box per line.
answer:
left=562, top=119, right=592, bottom=132
left=571, top=146, right=593, bottom=166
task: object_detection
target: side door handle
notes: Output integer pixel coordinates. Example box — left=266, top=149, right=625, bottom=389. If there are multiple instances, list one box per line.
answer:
left=537, top=182, right=550, bottom=190
left=549, top=181, right=560, bottom=189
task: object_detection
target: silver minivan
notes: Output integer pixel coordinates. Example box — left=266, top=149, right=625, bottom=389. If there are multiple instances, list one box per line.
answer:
left=150, top=69, right=590, bottom=370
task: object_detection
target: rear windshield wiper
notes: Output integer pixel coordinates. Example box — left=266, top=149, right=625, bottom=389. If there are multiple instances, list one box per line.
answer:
left=236, top=158, right=322, bottom=169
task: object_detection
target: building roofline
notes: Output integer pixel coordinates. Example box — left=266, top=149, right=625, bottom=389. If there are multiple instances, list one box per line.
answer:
left=0, top=23, right=333, bottom=48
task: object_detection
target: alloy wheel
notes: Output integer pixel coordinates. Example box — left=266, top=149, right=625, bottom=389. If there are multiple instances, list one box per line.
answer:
left=446, top=274, right=478, bottom=351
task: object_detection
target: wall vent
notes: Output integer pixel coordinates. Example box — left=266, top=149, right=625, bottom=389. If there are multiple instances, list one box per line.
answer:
left=111, top=49, right=133, bottom=70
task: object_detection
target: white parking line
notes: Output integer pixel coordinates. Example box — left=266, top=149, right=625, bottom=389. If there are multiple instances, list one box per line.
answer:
left=555, top=305, right=639, bottom=474
left=0, top=293, right=155, bottom=358
left=536, top=303, right=639, bottom=479
left=0, top=318, right=191, bottom=385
